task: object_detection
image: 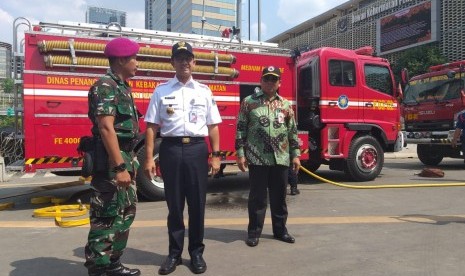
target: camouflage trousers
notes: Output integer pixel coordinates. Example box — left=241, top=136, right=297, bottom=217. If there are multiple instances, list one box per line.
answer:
left=84, top=174, right=137, bottom=271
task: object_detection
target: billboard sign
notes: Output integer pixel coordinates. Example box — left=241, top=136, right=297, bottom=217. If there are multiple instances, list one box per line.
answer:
left=377, top=0, right=438, bottom=55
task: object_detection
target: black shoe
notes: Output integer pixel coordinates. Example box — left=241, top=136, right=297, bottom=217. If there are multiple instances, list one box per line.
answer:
left=158, top=256, right=182, bottom=275
left=245, top=237, right=259, bottom=247
left=190, top=254, right=207, bottom=274
left=274, top=233, right=295, bottom=243
left=290, top=186, right=300, bottom=195
left=106, top=262, right=141, bottom=276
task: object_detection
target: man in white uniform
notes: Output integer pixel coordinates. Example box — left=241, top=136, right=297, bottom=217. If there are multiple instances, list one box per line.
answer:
left=144, top=41, right=222, bottom=275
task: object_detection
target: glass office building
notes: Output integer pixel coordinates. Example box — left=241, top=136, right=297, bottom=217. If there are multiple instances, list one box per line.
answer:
left=145, top=0, right=236, bottom=37
left=86, top=6, right=127, bottom=27
left=269, top=0, right=465, bottom=63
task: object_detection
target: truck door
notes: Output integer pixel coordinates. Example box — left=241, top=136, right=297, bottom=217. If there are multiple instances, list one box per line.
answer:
left=323, top=59, right=359, bottom=122
left=361, top=63, right=397, bottom=127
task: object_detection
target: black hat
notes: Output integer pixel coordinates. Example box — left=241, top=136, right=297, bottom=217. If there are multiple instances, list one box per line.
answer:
left=262, top=66, right=281, bottom=78
left=172, top=41, right=194, bottom=57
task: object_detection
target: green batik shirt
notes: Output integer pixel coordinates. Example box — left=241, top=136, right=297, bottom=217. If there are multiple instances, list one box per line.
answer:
left=235, top=89, right=300, bottom=166
left=88, top=70, right=140, bottom=173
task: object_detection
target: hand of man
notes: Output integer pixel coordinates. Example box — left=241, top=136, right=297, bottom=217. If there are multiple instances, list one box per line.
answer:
left=144, top=159, right=157, bottom=180
left=115, top=170, right=132, bottom=188
left=237, top=156, right=248, bottom=172
left=291, top=157, right=301, bottom=174
left=210, top=156, right=221, bottom=176
left=452, top=139, right=457, bottom=148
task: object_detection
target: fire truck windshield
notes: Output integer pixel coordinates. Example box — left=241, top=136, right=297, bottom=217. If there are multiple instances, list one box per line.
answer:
left=403, top=76, right=462, bottom=104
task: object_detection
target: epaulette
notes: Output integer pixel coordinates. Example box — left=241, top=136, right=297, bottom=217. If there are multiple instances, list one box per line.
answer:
left=157, top=81, right=170, bottom=87
left=198, top=82, right=210, bottom=90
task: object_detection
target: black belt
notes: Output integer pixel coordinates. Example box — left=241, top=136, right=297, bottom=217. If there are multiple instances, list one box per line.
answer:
left=162, top=136, right=205, bottom=144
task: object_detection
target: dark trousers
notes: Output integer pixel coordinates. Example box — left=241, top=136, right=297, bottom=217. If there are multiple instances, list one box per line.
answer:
left=288, top=166, right=298, bottom=187
left=159, top=139, right=208, bottom=258
left=247, top=165, right=288, bottom=238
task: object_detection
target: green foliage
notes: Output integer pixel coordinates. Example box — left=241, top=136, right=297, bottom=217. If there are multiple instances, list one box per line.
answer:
left=1, top=78, right=14, bottom=94
left=0, top=116, right=17, bottom=128
left=392, top=44, right=448, bottom=79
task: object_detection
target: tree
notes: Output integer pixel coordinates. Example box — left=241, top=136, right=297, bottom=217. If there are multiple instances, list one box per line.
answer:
left=1, top=78, right=14, bottom=94
left=392, top=44, right=448, bottom=79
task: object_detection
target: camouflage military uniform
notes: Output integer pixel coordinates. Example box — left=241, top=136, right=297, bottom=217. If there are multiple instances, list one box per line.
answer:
left=84, top=70, right=140, bottom=272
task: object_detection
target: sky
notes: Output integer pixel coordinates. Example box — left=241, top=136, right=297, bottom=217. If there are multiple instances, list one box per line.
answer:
left=0, top=0, right=347, bottom=46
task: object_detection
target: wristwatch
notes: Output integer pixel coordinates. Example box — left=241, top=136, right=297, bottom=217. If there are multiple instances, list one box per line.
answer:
left=211, top=151, right=221, bottom=157
left=113, top=163, right=127, bottom=173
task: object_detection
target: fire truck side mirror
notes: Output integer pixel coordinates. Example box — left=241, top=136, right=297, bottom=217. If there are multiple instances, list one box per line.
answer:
left=446, top=71, right=456, bottom=79
left=400, top=68, right=409, bottom=86
left=397, top=83, right=403, bottom=101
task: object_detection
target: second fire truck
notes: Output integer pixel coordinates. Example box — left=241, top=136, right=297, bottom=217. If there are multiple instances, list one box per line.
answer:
left=13, top=19, right=403, bottom=200
left=402, top=60, right=465, bottom=165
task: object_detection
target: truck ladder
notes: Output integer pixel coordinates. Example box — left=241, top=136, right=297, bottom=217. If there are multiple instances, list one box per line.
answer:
left=35, top=21, right=291, bottom=56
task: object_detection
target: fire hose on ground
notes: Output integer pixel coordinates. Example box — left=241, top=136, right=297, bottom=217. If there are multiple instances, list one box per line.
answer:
left=299, top=166, right=465, bottom=189
left=3, top=167, right=465, bottom=227
left=31, top=196, right=90, bottom=228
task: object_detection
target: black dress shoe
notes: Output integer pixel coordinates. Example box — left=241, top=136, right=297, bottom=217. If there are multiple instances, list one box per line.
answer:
left=274, top=233, right=295, bottom=243
left=158, top=256, right=182, bottom=275
left=190, top=254, right=207, bottom=274
left=290, top=186, right=300, bottom=195
left=106, top=261, right=141, bottom=276
left=245, top=237, right=259, bottom=247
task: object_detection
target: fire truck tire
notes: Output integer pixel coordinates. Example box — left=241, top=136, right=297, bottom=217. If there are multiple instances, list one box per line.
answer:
left=135, top=138, right=164, bottom=201
left=301, top=160, right=321, bottom=172
left=417, top=144, right=443, bottom=166
left=345, top=135, right=384, bottom=181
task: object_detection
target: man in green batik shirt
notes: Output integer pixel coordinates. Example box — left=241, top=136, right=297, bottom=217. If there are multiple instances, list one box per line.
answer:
left=235, top=65, right=301, bottom=248
left=84, top=37, right=141, bottom=276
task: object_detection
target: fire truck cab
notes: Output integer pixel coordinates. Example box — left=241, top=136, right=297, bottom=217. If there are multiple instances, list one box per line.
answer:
left=402, top=60, right=465, bottom=165
left=297, top=46, right=403, bottom=181
left=12, top=19, right=402, bottom=201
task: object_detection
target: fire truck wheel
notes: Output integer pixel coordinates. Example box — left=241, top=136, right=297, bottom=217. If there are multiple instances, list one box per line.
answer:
left=135, top=138, right=164, bottom=201
left=345, top=135, right=384, bottom=181
left=301, top=159, right=321, bottom=172
left=417, top=144, right=443, bottom=166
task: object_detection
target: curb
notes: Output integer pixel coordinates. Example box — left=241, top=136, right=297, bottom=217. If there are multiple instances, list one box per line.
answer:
left=384, top=152, right=416, bottom=159
left=385, top=145, right=416, bottom=159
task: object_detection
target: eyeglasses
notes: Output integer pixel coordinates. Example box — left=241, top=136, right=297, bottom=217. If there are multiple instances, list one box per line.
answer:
left=262, top=76, right=280, bottom=83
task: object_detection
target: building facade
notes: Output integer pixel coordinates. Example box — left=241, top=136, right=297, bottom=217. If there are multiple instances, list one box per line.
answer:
left=0, top=42, right=12, bottom=82
left=268, top=0, right=465, bottom=63
left=145, top=0, right=236, bottom=36
left=86, top=6, right=127, bottom=27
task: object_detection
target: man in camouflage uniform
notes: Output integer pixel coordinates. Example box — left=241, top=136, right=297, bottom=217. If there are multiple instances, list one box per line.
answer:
left=84, top=37, right=141, bottom=276
left=235, top=65, right=301, bottom=247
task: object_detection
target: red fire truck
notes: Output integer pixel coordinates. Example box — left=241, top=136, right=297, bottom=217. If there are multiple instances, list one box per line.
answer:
left=402, top=60, right=465, bottom=165
left=12, top=19, right=402, bottom=200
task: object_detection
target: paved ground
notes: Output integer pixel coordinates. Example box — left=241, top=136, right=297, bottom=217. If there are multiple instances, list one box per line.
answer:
left=3, top=150, right=465, bottom=275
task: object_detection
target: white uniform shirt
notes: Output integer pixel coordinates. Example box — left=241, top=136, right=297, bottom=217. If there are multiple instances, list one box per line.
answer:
left=145, top=76, right=222, bottom=137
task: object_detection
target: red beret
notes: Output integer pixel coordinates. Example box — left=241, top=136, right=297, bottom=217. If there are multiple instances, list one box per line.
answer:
left=104, top=37, right=140, bottom=57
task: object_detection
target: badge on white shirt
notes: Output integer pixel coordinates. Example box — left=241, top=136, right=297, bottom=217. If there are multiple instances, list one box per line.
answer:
left=189, top=111, right=198, bottom=123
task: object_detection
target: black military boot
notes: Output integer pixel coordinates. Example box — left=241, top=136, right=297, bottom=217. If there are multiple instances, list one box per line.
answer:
left=88, top=266, right=107, bottom=276
left=106, top=260, right=141, bottom=276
